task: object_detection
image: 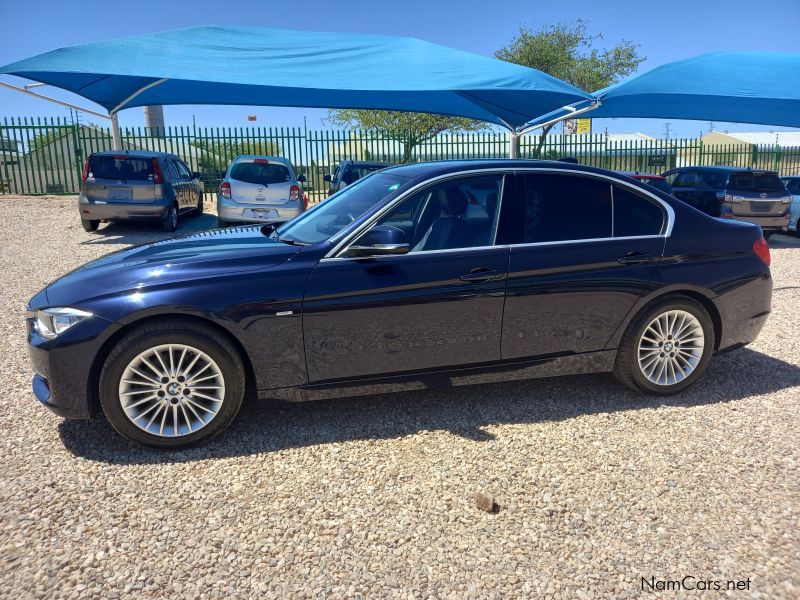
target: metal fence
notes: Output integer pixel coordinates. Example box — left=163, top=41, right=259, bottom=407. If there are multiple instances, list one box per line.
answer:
left=2, top=116, right=799, bottom=196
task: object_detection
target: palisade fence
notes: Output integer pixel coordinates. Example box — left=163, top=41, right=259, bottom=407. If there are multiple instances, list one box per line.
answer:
left=2, top=116, right=799, bottom=197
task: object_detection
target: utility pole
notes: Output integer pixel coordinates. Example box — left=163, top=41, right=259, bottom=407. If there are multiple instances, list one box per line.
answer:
left=707, top=121, right=715, bottom=133
left=663, top=122, right=672, bottom=141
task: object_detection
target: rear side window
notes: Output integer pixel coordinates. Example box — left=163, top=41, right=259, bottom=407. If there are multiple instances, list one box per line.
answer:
left=89, top=155, right=153, bottom=181
left=671, top=172, right=699, bottom=188
left=343, top=165, right=383, bottom=185
left=613, top=186, right=664, bottom=237
left=700, top=172, right=727, bottom=188
left=230, top=162, right=291, bottom=185
left=784, top=179, right=800, bottom=194
left=727, top=172, right=785, bottom=192
left=523, top=174, right=611, bottom=243
left=640, top=178, right=671, bottom=194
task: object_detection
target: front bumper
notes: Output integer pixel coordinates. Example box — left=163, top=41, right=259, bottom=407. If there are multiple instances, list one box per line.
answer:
left=27, top=312, right=120, bottom=419
left=217, top=201, right=302, bottom=224
left=79, top=195, right=170, bottom=221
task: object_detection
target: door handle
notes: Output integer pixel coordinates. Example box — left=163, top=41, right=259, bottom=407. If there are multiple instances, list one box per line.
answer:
left=617, top=253, right=657, bottom=265
left=460, top=268, right=505, bottom=283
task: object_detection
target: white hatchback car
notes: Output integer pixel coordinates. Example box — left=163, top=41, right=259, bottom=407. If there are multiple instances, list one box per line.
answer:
left=217, top=155, right=306, bottom=227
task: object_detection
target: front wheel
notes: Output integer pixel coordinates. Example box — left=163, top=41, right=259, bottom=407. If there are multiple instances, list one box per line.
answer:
left=613, top=296, right=715, bottom=395
left=99, top=319, right=246, bottom=448
left=161, top=203, right=178, bottom=232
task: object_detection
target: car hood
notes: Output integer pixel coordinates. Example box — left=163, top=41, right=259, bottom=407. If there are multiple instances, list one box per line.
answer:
left=43, top=226, right=302, bottom=308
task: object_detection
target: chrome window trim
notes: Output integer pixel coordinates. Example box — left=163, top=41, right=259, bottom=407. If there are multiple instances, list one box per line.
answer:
left=324, top=166, right=674, bottom=260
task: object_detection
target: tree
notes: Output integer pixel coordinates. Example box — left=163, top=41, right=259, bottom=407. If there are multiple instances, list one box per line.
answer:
left=495, top=20, right=645, bottom=157
left=326, top=110, right=486, bottom=163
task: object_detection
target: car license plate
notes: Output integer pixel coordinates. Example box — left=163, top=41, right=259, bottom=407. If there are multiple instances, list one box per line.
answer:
left=248, top=208, right=278, bottom=219
left=109, top=188, right=132, bottom=201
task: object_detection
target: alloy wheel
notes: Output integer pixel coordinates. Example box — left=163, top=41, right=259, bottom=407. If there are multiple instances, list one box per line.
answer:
left=637, top=309, right=705, bottom=386
left=118, top=343, right=225, bottom=437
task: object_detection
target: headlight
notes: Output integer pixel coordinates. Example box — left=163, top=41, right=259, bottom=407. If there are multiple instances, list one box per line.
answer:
left=35, top=307, right=93, bottom=340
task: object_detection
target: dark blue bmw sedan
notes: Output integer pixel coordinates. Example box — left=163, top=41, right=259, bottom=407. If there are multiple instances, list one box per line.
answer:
left=26, top=160, right=772, bottom=448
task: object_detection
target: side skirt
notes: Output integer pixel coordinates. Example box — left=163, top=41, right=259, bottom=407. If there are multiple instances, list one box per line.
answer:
left=260, top=349, right=617, bottom=402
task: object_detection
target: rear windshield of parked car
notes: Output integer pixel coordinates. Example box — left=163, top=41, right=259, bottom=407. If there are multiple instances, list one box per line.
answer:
left=230, top=162, right=291, bottom=185
left=727, top=172, right=785, bottom=192
left=89, top=155, right=154, bottom=181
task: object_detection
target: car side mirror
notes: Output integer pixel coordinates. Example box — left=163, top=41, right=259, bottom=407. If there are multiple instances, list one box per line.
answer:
left=323, top=174, right=332, bottom=182
left=343, top=225, right=410, bottom=258
left=297, top=174, right=307, bottom=183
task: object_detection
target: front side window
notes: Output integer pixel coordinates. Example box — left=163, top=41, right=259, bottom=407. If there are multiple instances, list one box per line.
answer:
left=275, top=173, right=409, bottom=245
left=372, top=174, right=503, bottom=252
left=523, top=174, right=611, bottom=243
left=613, top=186, right=665, bottom=237
left=672, top=172, right=699, bottom=188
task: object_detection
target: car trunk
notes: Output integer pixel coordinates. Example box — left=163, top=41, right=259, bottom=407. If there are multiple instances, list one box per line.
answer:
left=228, top=160, right=295, bottom=206
left=727, top=172, right=789, bottom=217
left=83, top=155, right=157, bottom=202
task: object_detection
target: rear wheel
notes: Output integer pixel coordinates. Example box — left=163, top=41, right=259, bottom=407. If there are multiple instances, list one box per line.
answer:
left=161, top=203, right=178, bottom=232
left=189, top=192, right=203, bottom=218
left=613, top=296, right=714, bottom=395
left=99, top=319, right=246, bottom=448
left=81, top=219, right=99, bottom=232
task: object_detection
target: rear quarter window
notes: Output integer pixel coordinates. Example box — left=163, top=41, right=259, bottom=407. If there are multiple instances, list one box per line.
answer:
left=89, top=155, right=154, bottom=181
left=230, top=162, right=291, bottom=185
left=613, top=186, right=664, bottom=237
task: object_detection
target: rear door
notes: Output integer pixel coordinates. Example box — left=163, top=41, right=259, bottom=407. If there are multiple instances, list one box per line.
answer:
left=228, top=159, right=294, bottom=206
left=501, top=171, right=666, bottom=359
left=726, top=171, right=789, bottom=218
left=82, top=154, right=157, bottom=203
left=172, top=158, right=195, bottom=211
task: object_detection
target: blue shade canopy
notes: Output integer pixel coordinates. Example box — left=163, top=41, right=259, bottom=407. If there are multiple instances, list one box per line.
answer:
left=590, top=52, right=800, bottom=127
left=0, top=26, right=591, bottom=130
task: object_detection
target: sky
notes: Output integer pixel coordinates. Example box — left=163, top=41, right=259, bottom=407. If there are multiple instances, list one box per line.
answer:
left=1, top=0, right=799, bottom=139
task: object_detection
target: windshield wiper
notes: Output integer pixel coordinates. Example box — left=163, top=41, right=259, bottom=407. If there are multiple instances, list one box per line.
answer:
left=270, top=230, right=307, bottom=246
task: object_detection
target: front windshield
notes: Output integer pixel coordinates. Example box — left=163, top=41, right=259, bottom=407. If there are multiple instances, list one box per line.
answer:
left=275, top=173, right=408, bottom=244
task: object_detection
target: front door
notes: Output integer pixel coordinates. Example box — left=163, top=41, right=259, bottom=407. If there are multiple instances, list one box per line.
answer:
left=303, top=173, right=511, bottom=382
left=502, top=172, right=667, bottom=359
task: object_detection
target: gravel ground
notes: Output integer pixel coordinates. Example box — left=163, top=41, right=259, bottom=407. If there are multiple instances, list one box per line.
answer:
left=1, top=195, right=798, bottom=599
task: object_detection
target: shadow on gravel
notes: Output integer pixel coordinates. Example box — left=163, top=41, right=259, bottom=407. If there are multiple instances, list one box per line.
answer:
left=59, top=347, right=800, bottom=465
left=768, top=233, right=800, bottom=248
left=78, top=212, right=218, bottom=245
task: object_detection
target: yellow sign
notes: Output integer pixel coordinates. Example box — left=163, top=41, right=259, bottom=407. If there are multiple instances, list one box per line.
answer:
left=575, top=118, right=591, bottom=134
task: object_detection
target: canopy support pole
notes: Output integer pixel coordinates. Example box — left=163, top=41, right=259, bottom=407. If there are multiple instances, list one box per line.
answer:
left=0, top=80, right=111, bottom=120
left=110, top=112, right=122, bottom=150
left=518, top=101, right=600, bottom=136
left=508, top=131, right=520, bottom=158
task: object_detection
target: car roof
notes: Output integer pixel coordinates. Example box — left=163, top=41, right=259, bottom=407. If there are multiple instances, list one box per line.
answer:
left=91, top=150, right=176, bottom=158
left=382, top=159, right=632, bottom=179
left=668, top=165, right=778, bottom=174
left=342, top=160, right=389, bottom=167
left=619, top=171, right=666, bottom=179
left=232, top=155, right=290, bottom=164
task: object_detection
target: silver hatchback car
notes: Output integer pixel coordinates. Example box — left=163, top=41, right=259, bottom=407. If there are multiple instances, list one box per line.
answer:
left=217, top=155, right=306, bottom=227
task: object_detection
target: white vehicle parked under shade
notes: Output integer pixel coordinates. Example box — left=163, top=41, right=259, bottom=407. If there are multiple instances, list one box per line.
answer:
left=217, top=155, right=307, bottom=227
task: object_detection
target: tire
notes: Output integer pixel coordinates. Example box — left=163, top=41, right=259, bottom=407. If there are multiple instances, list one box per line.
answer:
left=189, top=192, right=203, bottom=218
left=99, top=319, right=246, bottom=449
left=613, top=296, right=715, bottom=395
left=81, top=219, right=99, bottom=232
left=161, top=203, right=178, bottom=232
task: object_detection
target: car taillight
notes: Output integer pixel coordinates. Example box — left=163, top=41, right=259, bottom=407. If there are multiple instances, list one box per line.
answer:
left=81, top=156, right=91, bottom=182
left=152, top=158, right=164, bottom=184
left=753, top=237, right=771, bottom=266
left=290, top=184, right=300, bottom=201
left=253, top=159, right=269, bottom=165
left=220, top=181, right=232, bottom=199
